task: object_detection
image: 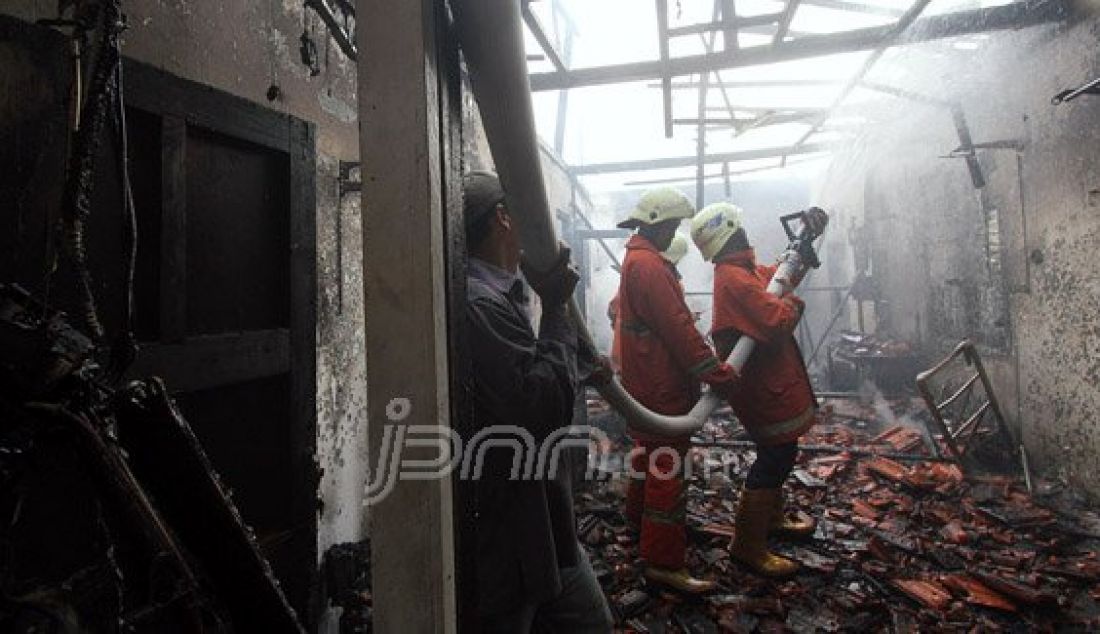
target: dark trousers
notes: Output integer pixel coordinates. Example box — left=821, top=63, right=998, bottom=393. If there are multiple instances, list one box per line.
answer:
left=745, top=441, right=798, bottom=489
left=480, top=544, right=613, bottom=634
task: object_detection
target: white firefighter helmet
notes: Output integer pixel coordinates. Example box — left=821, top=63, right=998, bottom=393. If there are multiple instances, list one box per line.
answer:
left=662, top=234, right=689, bottom=266
left=691, top=202, right=744, bottom=261
left=616, top=187, right=695, bottom=229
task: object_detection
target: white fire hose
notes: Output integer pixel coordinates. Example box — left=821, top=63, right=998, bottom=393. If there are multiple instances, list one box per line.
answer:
left=454, top=0, right=820, bottom=437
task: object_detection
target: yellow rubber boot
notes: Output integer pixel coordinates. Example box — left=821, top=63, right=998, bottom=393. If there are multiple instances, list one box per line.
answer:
left=769, top=489, right=816, bottom=539
left=731, top=488, right=799, bottom=578
left=643, top=566, right=716, bottom=594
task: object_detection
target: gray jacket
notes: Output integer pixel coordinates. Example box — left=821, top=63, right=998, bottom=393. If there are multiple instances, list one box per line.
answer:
left=463, top=270, right=580, bottom=614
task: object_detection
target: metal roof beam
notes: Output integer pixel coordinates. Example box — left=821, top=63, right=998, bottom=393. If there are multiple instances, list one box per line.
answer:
left=621, top=154, right=825, bottom=186
left=667, top=12, right=783, bottom=38
left=790, top=0, right=933, bottom=152
left=802, top=0, right=904, bottom=17
left=529, top=1, right=1066, bottom=91
left=522, top=3, right=566, bottom=73
left=656, top=0, right=674, bottom=137
left=774, top=0, right=802, bottom=45
left=720, top=0, right=739, bottom=51
left=673, top=111, right=819, bottom=126
left=571, top=142, right=829, bottom=175
left=651, top=78, right=842, bottom=89
left=859, top=80, right=951, bottom=106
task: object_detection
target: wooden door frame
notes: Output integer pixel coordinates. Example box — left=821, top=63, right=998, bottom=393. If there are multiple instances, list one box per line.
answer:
left=121, top=59, right=319, bottom=625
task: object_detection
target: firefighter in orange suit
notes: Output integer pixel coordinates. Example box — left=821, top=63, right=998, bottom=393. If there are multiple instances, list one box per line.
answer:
left=608, top=235, right=689, bottom=374
left=690, top=202, right=829, bottom=578
left=615, top=189, right=739, bottom=593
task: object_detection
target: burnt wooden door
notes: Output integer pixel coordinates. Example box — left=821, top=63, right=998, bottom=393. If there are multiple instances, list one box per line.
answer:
left=119, top=62, right=319, bottom=622
left=0, top=21, right=318, bottom=626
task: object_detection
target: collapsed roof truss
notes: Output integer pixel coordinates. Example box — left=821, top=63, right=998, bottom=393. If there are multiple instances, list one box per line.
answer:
left=521, top=0, right=1067, bottom=182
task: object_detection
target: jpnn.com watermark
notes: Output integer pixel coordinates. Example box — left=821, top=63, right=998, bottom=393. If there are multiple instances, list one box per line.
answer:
left=363, top=397, right=745, bottom=505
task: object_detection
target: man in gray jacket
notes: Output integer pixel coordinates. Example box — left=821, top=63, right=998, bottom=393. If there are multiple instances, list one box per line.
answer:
left=461, top=171, right=613, bottom=633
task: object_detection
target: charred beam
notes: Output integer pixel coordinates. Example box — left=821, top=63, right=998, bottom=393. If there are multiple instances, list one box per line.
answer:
left=791, top=0, right=935, bottom=151
left=530, top=1, right=1066, bottom=91
left=572, top=142, right=828, bottom=175
left=802, top=0, right=904, bottom=17
left=774, top=0, right=801, bottom=45
left=667, top=12, right=782, bottom=38
left=656, top=0, right=673, bottom=137
left=652, top=78, right=841, bottom=89
left=522, top=2, right=566, bottom=73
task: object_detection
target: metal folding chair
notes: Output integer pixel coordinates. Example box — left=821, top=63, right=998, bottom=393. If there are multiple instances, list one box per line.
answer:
left=915, top=340, right=1032, bottom=490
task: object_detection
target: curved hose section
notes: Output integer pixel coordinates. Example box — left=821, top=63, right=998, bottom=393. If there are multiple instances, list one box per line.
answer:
left=454, top=0, right=806, bottom=437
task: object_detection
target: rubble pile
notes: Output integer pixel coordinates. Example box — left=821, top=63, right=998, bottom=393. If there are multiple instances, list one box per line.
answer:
left=581, top=395, right=1100, bottom=632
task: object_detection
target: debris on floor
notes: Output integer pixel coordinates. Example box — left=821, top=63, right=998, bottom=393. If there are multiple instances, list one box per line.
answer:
left=580, top=392, right=1100, bottom=632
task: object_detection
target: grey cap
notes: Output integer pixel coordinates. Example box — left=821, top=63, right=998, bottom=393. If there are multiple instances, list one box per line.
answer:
left=463, top=171, right=506, bottom=231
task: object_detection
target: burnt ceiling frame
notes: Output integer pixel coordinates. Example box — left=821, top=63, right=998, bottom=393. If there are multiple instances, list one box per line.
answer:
left=529, top=1, right=1066, bottom=92
left=526, top=0, right=1067, bottom=180
left=522, top=0, right=577, bottom=156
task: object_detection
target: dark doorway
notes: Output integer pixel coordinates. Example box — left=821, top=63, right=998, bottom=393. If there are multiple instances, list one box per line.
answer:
left=0, top=19, right=318, bottom=623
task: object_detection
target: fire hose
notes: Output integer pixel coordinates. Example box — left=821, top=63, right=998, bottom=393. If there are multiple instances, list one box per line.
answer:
left=454, top=1, right=824, bottom=437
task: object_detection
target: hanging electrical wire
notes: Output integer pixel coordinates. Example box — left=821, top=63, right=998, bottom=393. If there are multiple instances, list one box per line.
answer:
left=57, top=0, right=127, bottom=343
left=108, top=55, right=139, bottom=379
left=48, top=0, right=139, bottom=382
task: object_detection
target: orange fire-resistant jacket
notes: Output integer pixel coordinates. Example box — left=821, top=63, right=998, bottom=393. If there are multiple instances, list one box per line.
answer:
left=712, top=248, right=816, bottom=445
left=618, top=235, right=736, bottom=440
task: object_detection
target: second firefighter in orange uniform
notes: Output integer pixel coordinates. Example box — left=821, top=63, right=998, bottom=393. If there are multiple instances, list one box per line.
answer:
left=614, top=188, right=739, bottom=593
left=691, top=202, right=829, bottom=578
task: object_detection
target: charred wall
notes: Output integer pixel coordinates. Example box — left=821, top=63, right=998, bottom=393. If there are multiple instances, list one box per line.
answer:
left=814, top=9, right=1100, bottom=496
left=0, top=0, right=367, bottom=625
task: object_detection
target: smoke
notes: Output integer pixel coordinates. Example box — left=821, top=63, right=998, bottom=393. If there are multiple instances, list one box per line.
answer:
left=863, top=379, right=923, bottom=432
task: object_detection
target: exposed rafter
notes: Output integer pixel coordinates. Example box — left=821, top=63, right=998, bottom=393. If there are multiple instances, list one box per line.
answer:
left=551, top=2, right=575, bottom=155
left=622, top=154, right=826, bottom=186
left=789, top=0, right=934, bottom=154
left=693, top=0, right=724, bottom=207
left=571, top=143, right=829, bottom=175
left=667, top=12, right=783, bottom=38
left=651, top=78, right=842, bottom=89
left=774, top=0, right=802, bottom=46
left=720, top=0, right=738, bottom=51
left=801, top=0, right=904, bottom=18
left=522, top=3, right=565, bottom=73
left=529, top=1, right=1066, bottom=91
left=673, top=111, right=819, bottom=127
left=656, top=0, right=673, bottom=137
left=704, top=104, right=827, bottom=114
left=860, top=80, right=950, bottom=106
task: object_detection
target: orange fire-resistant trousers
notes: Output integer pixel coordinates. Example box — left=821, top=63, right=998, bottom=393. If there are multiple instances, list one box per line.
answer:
left=625, top=439, right=690, bottom=570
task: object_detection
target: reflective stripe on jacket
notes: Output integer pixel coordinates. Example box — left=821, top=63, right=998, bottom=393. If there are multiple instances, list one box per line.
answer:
left=711, top=248, right=815, bottom=444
